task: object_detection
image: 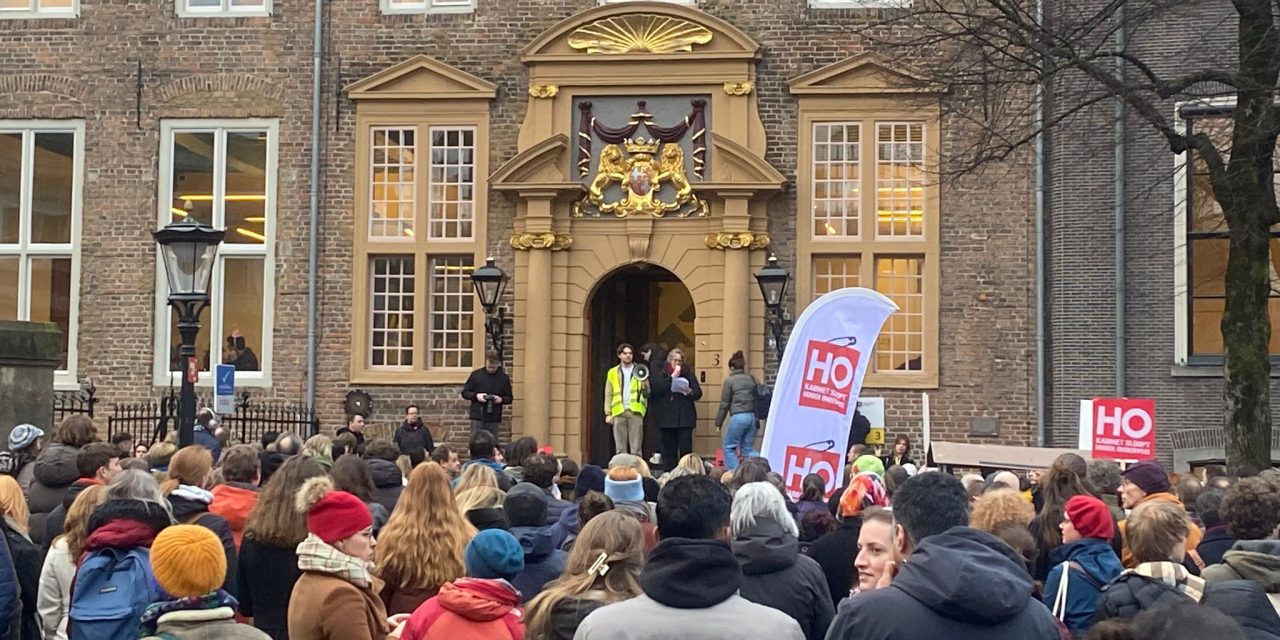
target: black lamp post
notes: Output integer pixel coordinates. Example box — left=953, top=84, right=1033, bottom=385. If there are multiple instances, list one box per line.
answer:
left=755, top=254, right=791, bottom=359
left=470, top=256, right=508, bottom=363
left=154, top=218, right=224, bottom=448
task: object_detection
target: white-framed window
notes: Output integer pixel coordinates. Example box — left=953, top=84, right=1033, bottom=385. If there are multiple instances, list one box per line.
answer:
left=808, top=0, right=910, bottom=8
left=369, top=255, right=415, bottom=369
left=370, top=127, right=417, bottom=240
left=427, top=127, right=475, bottom=240
left=876, top=122, right=925, bottom=238
left=177, top=0, right=269, bottom=18
left=1172, top=98, right=1280, bottom=365
left=813, top=123, right=861, bottom=238
left=0, top=0, right=77, bottom=18
left=379, top=0, right=473, bottom=15
left=599, top=0, right=696, bottom=4
left=813, top=255, right=862, bottom=295
left=0, top=120, right=83, bottom=389
left=875, top=255, right=925, bottom=372
left=153, top=119, right=277, bottom=386
left=428, top=255, right=475, bottom=369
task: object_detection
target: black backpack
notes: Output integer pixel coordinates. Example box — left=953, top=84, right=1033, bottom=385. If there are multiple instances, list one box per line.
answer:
left=752, top=380, right=772, bottom=420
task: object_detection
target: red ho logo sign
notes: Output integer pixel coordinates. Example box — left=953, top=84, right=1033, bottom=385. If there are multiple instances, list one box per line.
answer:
left=798, top=340, right=861, bottom=414
left=1092, top=398, right=1156, bottom=460
left=783, top=445, right=842, bottom=498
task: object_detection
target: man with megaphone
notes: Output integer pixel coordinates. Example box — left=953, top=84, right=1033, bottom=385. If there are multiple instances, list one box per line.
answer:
left=604, top=342, right=649, bottom=456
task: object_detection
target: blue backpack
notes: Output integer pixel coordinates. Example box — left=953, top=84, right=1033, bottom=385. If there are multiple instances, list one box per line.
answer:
left=69, top=546, right=156, bottom=640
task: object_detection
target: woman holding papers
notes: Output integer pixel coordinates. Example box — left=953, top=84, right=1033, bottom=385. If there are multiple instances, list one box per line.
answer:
left=651, top=348, right=702, bottom=471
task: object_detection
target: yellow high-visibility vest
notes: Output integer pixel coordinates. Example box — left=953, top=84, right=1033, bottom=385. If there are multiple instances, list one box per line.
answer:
left=606, top=365, right=647, bottom=417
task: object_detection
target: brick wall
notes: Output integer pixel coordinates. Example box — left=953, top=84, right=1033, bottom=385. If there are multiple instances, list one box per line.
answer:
left=1, top=0, right=1038, bottom=459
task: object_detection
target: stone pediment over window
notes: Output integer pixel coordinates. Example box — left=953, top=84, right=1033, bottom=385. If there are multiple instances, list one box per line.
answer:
left=696, top=136, right=784, bottom=192
left=788, top=53, right=947, bottom=96
left=522, top=2, right=760, bottom=63
left=345, top=54, right=497, bottom=101
left=491, top=134, right=583, bottom=196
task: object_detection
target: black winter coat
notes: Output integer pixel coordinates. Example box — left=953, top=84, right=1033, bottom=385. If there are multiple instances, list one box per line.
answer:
left=807, top=517, right=862, bottom=606
left=461, top=367, right=514, bottom=423
left=3, top=522, right=39, bottom=640
left=366, top=459, right=403, bottom=514
left=40, top=478, right=94, bottom=552
left=26, top=444, right=79, bottom=545
left=1197, top=526, right=1239, bottom=568
left=650, top=366, right=702, bottom=430
left=732, top=518, right=834, bottom=640
left=1095, top=571, right=1280, bottom=640
left=393, top=421, right=433, bottom=461
left=238, top=536, right=303, bottom=640
left=168, top=492, right=238, bottom=598
left=826, top=527, right=1062, bottom=640
left=543, top=595, right=608, bottom=640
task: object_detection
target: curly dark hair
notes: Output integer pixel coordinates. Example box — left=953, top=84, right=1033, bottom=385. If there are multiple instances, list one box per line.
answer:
left=1220, top=477, right=1280, bottom=540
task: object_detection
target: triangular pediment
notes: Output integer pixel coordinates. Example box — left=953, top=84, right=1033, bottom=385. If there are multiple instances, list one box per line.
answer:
left=491, top=135, right=577, bottom=191
left=789, top=54, right=946, bottom=96
left=523, top=2, right=759, bottom=62
left=346, top=55, right=496, bottom=101
left=707, top=136, right=785, bottom=188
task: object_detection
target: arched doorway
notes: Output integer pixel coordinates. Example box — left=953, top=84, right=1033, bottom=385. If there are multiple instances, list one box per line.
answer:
left=584, top=264, right=696, bottom=466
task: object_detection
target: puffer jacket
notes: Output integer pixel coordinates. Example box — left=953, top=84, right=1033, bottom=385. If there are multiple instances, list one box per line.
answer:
left=26, top=444, right=79, bottom=544
left=731, top=518, right=834, bottom=640
left=399, top=579, right=523, bottom=640
left=1095, top=563, right=1280, bottom=640
left=542, top=594, right=607, bottom=640
left=209, top=482, right=260, bottom=549
left=1204, top=540, right=1280, bottom=616
left=366, top=459, right=403, bottom=515
left=509, top=526, right=567, bottom=604
left=714, top=370, right=756, bottom=427
left=1041, top=538, right=1124, bottom=633
left=169, top=487, right=238, bottom=598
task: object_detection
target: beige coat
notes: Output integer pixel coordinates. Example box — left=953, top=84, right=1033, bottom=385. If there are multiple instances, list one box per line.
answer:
left=287, top=571, right=392, bottom=640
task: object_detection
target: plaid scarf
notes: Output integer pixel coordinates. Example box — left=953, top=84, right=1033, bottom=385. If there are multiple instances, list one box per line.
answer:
left=296, top=533, right=373, bottom=588
left=1128, top=561, right=1206, bottom=603
left=139, top=590, right=238, bottom=636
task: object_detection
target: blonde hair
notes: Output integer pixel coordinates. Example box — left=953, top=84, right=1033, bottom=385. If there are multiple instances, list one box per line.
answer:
left=970, top=488, right=1036, bottom=534
left=454, top=463, right=499, bottom=495
left=1127, top=500, right=1192, bottom=563
left=0, top=476, right=29, bottom=533
left=160, top=445, right=214, bottom=494
left=608, top=466, right=639, bottom=482
left=303, top=435, right=333, bottom=461
left=677, top=454, right=706, bottom=475
left=455, top=486, right=505, bottom=517
left=524, top=511, right=644, bottom=638
left=58, top=483, right=106, bottom=557
left=375, top=462, right=475, bottom=593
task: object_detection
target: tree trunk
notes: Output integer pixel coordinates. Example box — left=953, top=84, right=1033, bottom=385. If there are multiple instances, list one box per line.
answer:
left=1221, top=209, right=1273, bottom=474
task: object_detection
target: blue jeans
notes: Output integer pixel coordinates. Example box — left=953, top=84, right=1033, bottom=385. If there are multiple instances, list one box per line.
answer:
left=723, top=412, right=759, bottom=470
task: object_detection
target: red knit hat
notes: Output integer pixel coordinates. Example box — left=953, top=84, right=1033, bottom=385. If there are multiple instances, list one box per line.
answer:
left=298, top=477, right=372, bottom=544
left=1065, top=495, right=1113, bottom=540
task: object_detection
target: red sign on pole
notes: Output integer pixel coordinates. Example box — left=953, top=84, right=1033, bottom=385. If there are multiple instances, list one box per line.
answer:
left=1091, top=398, right=1156, bottom=460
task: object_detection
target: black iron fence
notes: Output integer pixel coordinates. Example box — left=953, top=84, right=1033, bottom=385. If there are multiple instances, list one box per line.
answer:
left=52, top=380, right=97, bottom=424
left=107, top=389, right=319, bottom=446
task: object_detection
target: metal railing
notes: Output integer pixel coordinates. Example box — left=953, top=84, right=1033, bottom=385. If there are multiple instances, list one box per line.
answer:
left=107, top=389, right=319, bottom=446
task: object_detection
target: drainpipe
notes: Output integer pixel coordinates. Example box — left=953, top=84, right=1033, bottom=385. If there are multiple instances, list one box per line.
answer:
left=1114, top=4, right=1127, bottom=396
left=306, top=0, right=324, bottom=409
left=1034, top=0, right=1047, bottom=446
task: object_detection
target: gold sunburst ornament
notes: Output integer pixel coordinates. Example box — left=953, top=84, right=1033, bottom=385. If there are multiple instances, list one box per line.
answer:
left=568, top=14, right=713, bottom=55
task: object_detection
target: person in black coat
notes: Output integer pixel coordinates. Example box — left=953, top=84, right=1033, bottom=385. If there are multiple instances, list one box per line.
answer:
left=731, top=485, right=834, bottom=640
left=649, top=348, right=701, bottom=470
left=1, top=517, right=38, bottom=640
left=363, top=440, right=405, bottom=514
left=1195, top=488, right=1237, bottom=568
left=461, top=353, right=514, bottom=440
left=393, top=404, right=434, bottom=467
left=809, top=472, right=889, bottom=606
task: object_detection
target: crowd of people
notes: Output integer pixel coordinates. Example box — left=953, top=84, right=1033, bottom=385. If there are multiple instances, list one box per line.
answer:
left=0, top=413, right=1276, bottom=640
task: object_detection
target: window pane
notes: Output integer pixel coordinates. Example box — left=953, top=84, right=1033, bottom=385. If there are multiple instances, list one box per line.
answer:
left=874, top=256, right=924, bottom=372
left=428, top=128, right=475, bottom=240
left=0, top=258, right=17, bottom=319
left=230, top=0, right=264, bottom=6
left=0, top=0, right=32, bottom=9
left=172, top=132, right=216, bottom=225
left=224, top=131, right=268, bottom=245
left=813, top=255, right=861, bottom=298
left=186, top=0, right=220, bottom=6
left=220, top=258, right=264, bottom=372
left=1191, top=297, right=1225, bottom=356
left=0, top=133, right=19, bottom=244
left=812, top=123, right=859, bottom=238
left=31, top=132, right=74, bottom=244
left=39, top=0, right=74, bottom=7
left=876, top=123, right=926, bottom=238
left=429, top=256, right=473, bottom=369
left=168, top=303, right=212, bottom=373
left=1190, top=238, right=1228, bottom=297
left=28, top=257, right=70, bottom=367
left=370, top=256, right=415, bottom=368
left=370, top=128, right=416, bottom=239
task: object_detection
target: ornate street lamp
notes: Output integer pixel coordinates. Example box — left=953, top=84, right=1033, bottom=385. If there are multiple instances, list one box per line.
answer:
left=755, top=253, right=791, bottom=359
left=154, top=218, right=224, bottom=448
left=470, top=256, right=508, bottom=363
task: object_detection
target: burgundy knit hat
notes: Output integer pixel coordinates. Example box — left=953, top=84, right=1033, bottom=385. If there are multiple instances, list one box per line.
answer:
left=297, top=477, right=372, bottom=544
left=1065, top=495, right=1113, bottom=540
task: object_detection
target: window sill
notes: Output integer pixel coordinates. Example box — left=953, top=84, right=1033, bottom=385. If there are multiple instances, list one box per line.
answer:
left=808, top=0, right=910, bottom=7
left=153, top=372, right=273, bottom=388
left=0, top=10, right=78, bottom=19
left=350, top=369, right=471, bottom=385
left=1171, top=364, right=1280, bottom=378
left=380, top=5, right=474, bottom=15
left=175, top=9, right=270, bottom=18
left=863, top=371, right=938, bottom=390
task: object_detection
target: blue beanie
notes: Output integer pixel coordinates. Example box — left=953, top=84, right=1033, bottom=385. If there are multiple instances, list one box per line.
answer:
left=465, top=529, right=524, bottom=580
left=605, top=476, right=645, bottom=503
left=575, top=464, right=605, bottom=497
